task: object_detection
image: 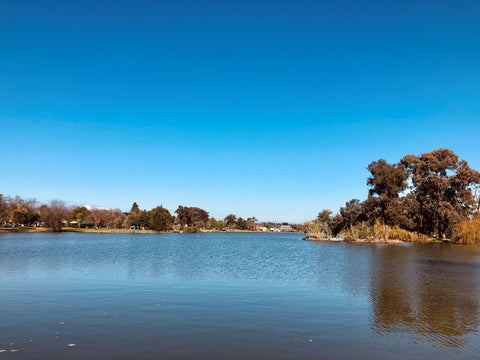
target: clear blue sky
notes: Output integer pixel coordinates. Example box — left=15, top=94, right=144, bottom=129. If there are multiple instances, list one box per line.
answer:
left=1, top=0, right=479, bottom=222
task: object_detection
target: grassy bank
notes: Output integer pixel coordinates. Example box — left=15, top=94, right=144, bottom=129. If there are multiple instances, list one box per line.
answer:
left=0, top=227, right=166, bottom=234
left=303, top=220, right=444, bottom=244
left=0, top=227, right=52, bottom=233
left=343, top=221, right=442, bottom=244
left=65, top=227, right=162, bottom=234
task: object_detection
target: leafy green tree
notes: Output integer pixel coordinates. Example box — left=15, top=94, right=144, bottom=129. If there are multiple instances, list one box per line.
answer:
left=366, top=159, right=409, bottom=226
left=340, top=199, right=363, bottom=229
left=315, top=209, right=332, bottom=236
left=70, top=206, right=90, bottom=227
left=124, top=207, right=142, bottom=228
left=329, top=213, right=344, bottom=236
left=401, top=149, right=480, bottom=238
left=316, top=210, right=332, bottom=224
left=149, top=206, right=174, bottom=231
left=216, top=220, right=227, bottom=231
left=175, top=206, right=189, bottom=227
left=130, top=202, right=140, bottom=214
left=207, top=217, right=218, bottom=229
left=124, top=202, right=143, bottom=229
left=312, top=210, right=343, bottom=237
left=367, top=160, right=408, bottom=199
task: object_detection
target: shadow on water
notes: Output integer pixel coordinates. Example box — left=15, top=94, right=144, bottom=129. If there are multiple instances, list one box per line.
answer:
left=370, top=244, right=480, bottom=347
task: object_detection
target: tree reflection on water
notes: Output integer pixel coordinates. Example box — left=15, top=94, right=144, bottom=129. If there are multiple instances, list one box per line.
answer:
left=370, top=245, right=480, bottom=347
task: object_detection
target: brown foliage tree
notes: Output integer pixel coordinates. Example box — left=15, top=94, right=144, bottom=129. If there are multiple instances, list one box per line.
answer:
left=89, top=209, right=110, bottom=229
left=246, top=217, right=258, bottom=231
left=0, top=194, right=8, bottom=226
left=109, top=209, right=126, bottom=229
left=175, top=206, right=209, bottom=228
left=224, top=214, right=237, bottom=228
left=40, top=200, right=68, bottom=232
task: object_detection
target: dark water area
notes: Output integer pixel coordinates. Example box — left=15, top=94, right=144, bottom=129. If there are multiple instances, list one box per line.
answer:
left=1, top=233, right=479, bottom=359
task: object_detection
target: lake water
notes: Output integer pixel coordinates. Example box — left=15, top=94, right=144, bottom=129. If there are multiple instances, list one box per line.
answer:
left=1, top=232, right=479, bottom=359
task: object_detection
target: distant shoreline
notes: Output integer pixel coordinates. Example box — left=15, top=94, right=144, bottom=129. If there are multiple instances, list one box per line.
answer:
left=0, top=227, right=300, bottom=234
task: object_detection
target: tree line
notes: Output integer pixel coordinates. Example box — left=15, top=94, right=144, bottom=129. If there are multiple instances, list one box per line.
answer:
left=306, top=149, right=480, bottom=243
left=0, top=196, right=267, bottom=233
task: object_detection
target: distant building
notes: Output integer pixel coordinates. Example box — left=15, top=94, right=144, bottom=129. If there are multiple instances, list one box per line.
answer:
left=279, top=225, right=295, bottom=232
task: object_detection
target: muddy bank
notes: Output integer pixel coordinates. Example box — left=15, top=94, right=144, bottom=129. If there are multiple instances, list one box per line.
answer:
left=303, top=235, right=403, bottom=244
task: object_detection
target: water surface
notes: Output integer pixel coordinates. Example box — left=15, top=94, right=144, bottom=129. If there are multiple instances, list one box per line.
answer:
left=1, top=232, right=479, bottom=359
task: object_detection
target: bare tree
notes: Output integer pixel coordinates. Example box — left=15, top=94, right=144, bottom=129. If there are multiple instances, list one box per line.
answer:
left=110, top=210, right=126, bottom=229
left=40, top=200, right=68, bottom=232
left=89, top=209, right=110, bottom=229
left=0, top=194, right=8, bottom=226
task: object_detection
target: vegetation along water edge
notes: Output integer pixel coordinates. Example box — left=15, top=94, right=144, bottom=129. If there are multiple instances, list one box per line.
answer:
left=2, top=148, right=479, bottom=245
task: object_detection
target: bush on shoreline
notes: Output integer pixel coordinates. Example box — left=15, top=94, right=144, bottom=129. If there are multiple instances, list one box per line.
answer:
left=182, top=226, right=201, bottom=233
left=343, top=220, right=429, bottom=243
left=454, top=214, right=480, bottom=245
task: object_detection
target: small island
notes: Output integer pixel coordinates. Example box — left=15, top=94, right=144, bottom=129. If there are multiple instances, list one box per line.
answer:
left=302, top=149, right=480, bottom=245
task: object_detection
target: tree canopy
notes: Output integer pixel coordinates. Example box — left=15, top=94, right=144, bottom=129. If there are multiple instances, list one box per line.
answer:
left=0, top=194, right=266, bottom=233
left=309, top=148, right=480, bottom=241
left=149, top=206, right=175, bottom=232
left=175, top=206, right=209, bottom=228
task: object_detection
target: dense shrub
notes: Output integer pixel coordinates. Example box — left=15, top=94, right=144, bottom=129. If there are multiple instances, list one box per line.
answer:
left=344, top=222, right=375, bottom=241
left=182, top=226, right=200, bottom=233
left=344, top=220, right=428, bottom=242
left=454, top=214, right=480, bottom=245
